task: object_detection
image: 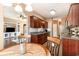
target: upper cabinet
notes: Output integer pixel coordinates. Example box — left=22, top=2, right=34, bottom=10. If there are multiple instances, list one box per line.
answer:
left=30, top=16, right=39, bottom=28
left=30, top=16, right=48, bottom=28
left=67, top=3, right=79, bottom=27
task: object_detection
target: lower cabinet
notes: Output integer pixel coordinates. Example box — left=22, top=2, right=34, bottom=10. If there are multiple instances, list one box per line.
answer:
left=62, top=38, right=79, bottom=56
left=31, top=33, right=48, bottom=44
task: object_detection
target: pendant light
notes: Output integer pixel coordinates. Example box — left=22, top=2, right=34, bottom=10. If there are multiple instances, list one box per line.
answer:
left=25, top=4, right=33, bottom=12
left=15, top=4, right=23, bottom=13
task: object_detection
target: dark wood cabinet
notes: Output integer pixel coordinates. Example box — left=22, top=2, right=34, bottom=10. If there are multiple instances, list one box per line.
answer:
left=45, top=21, right=48, bottom=28
left=62, top=38, right=79, bottom=56
left=41, top=20, right=48, bottom=28
left=30, top=16, right=48, bottom=28
left=67, top=3, right=79, bottom=26
left=30, top=16, right=39, bottom=28
left=31, top=32, right=49, bottom=44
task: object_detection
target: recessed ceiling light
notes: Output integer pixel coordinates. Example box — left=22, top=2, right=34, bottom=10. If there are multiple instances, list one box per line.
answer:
left=50, top=9, right=56, bottom=16
left=58, top=19, right=62, bottom=22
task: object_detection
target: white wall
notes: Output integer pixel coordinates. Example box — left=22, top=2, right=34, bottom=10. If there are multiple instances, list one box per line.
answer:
left=53, top=24, right=58, bottom=37
left=19, top=18, right=28, bottom=34
left=0, top=4, right=4, bottom=50
left=47, top=19, right=53, bottom=36
left=60, top=17, right=67, bottom=37
left=3, top=6, right=19, bottom=20
left=47, top=18, right=63, bottom=37
left=52, top=18, right=59, bottom=37
left=47, top=19, right=58, bottom=37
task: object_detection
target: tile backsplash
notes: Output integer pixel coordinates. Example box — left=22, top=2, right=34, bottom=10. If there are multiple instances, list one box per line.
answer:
left=29, top=28, right=47, bottom=33
left=70, top=27, right=79, bottom=37
left=30, top=28, right=38, bottom=32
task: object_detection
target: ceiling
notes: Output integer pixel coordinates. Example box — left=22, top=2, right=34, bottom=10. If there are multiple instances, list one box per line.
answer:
left=3, top=3, right=71, bottom=19
left=31, top=3, right=71, bottom=19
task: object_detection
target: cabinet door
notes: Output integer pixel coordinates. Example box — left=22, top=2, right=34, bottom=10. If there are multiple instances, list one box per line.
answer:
left=32, top=16, right=38, bottom=28
left=72, top=4, right=78, bottom=26
left=67, top=4, right=74, bottom=26
left=45, top=21, right=48, bottom=28
left=74, top=5, right=79, bottom=26
left=38, top=19, right=41, bottom=28
left=62, top=39, right=69, bottom=56
left=41, top=20, right=46, bottom=28
left=38, top=34, right=43, bottom=44
left=30, top=16, right=48, bottom=28
left=31, top=35, right=38, bottom=43
left=30, top=16, right=40, bottom=28
left=76, top=40, right=79, bottom=55
left=40, top=20, right=44, bottom=28
left=67, top=4, right=79, bottom=26
left=62, top=39, right=77, bottom=56
left=68, top=39, right=77, bottom=56
left=43, top=33, right=47, bottom=42
left=34, top=19, right=38, bottom=28
left=30, top=16, right=34, bottom=28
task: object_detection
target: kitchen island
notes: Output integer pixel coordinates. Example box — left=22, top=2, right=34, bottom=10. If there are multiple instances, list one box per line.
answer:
left=31, top=32, right=49, bottom=44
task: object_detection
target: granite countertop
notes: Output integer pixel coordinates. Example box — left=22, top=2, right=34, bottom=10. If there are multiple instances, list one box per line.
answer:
left=30, top=31, right=49, bottom=35
left=62, top=35, right=79, bottom=40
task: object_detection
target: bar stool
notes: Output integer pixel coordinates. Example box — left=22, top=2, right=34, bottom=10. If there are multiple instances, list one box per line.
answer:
left=47, top=36, right=61, bottom=56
